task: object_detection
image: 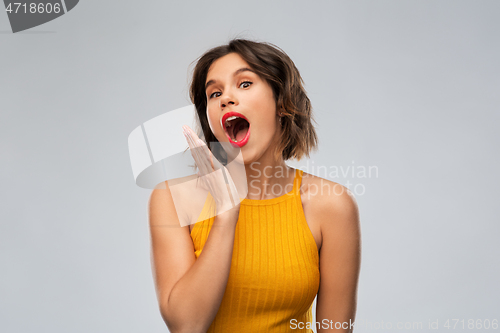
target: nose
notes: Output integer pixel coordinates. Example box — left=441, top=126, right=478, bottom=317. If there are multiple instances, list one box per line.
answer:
left=220, top=89, right=237, bottom=108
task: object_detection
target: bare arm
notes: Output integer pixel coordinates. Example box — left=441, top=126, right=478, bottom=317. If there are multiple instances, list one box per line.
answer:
left=316, top=186, right=361, bottom=332
left=149, top=185, right=239, bottom=333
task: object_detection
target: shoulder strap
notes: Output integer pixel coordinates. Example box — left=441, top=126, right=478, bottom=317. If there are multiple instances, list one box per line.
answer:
left=293, top=168, right=303, bottom=195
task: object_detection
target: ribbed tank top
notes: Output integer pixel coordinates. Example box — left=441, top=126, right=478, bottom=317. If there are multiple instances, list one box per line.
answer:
left=190, top=168, right=320, bottom=332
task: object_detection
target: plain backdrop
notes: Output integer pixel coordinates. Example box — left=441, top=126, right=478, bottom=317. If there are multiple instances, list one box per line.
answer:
left=1, top=1, right=499, bottom=332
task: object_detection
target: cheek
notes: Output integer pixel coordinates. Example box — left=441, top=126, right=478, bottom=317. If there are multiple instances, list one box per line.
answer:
left=262, top=116, right=278, bottom=134
left=255, top=100, right=278, bottom=131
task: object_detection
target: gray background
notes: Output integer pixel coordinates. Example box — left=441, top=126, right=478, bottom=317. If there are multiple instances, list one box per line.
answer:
left=1, top=1, right=499, bottom=332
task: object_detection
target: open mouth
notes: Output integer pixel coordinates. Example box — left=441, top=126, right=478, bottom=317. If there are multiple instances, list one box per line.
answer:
left=222, top=112, right=251, bottom=147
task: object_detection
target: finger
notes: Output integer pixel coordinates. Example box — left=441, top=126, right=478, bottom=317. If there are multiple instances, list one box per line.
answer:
left=196, top=140, right=231, bottom=203
left=197, top=138, right=224, bottom=172
left=183, top=127, right=205, bottom=175
left=185, top=127, right=213, bottom=174
left=182, top=127, right=223, bottom=198
left=190, top=136, right=211, bottom=176
left=197, top=139, right=216, bottom=170
left=184, top=127, right=210, bottom=176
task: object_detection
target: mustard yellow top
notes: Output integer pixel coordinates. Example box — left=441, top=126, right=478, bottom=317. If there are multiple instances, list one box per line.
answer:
left=190, top=169, right=320, bottom=332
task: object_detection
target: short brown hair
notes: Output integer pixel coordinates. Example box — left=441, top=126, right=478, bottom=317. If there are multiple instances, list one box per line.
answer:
left=189, top=38, right=318, bottom=162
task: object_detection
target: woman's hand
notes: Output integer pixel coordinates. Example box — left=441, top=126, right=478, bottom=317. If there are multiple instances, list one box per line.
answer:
left=182, top=125, right=241, bottom=215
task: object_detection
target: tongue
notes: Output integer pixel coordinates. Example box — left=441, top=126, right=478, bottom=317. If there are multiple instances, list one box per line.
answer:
left=235, top=127, right=248, bottom=142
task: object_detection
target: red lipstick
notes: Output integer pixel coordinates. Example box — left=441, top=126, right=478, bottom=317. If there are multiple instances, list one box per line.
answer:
left=221, top=111, right=251, bottom=148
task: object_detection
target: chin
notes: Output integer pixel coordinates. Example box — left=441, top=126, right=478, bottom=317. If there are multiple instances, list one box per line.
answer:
left=219, top=135, right=275, bottom=166
left=241, top=144, right=272, bottom=166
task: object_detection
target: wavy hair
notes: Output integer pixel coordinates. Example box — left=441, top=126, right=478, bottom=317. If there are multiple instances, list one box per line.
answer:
left=189, top=38, right=318, bottom=162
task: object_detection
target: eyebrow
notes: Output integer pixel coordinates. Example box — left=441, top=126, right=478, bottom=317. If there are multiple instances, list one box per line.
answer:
left=205, top=67, right=255, bottom=91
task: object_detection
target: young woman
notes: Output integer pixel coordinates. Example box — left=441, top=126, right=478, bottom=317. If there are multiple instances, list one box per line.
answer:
left=148, top=39, right=361, bottom=333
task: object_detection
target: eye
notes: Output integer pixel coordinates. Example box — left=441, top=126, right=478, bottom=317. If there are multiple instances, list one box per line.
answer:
left=239, top=81, right=252, bottom=88
left=209, top=91, right=221, bottom=99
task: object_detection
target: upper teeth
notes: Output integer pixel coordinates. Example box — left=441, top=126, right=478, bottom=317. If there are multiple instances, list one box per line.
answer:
left=225, top=116, right=240, bottom=128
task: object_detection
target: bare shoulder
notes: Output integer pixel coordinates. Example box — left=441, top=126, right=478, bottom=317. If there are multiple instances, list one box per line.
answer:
left=148, top=180, right=183, bottom=228
left=150, top=174, right=208, bottom=228
left=300, top=171, right=360, bottom=233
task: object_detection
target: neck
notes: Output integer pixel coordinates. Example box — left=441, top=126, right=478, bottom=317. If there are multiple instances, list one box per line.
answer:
left=224, top=127, right=295, bottom=200
left=242, top=159, right=294, bottom=200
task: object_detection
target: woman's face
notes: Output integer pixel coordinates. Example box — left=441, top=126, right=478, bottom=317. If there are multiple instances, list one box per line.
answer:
left=205, top=52, right=280, bottom=165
